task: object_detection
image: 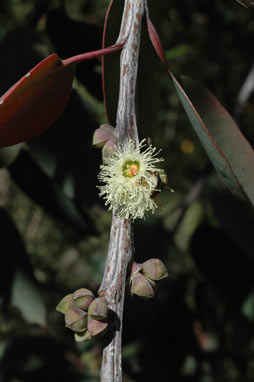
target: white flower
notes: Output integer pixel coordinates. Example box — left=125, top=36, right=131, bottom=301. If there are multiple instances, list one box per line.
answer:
left=98, top=139, right=164, bottom=220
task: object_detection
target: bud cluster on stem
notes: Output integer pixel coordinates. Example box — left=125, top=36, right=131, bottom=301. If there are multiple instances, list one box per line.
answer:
left=130, top=259, right=168, bottom=298
left=55, top=1, right=169, bottom=381
left=56, top=288, right=109, bottom=341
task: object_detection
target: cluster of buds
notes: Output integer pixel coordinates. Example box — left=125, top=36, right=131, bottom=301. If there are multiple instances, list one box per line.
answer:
left=56, top=288, right=109, bottom=342
left=130, top=258, right=168, bottom=298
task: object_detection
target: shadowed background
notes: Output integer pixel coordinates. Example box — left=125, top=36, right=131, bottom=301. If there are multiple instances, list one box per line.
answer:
left=0, top=0, right=253, bottom=381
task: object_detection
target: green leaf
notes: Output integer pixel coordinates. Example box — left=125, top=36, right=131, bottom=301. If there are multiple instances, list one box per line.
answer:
left=0, top=23, right=122, bottom=147
left=146, top=17, right=254, bottom=206
left=173, top=76, right=254, bottom=206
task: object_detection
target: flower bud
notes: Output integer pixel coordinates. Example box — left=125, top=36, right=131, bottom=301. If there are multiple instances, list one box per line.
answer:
left=102, top=138, right=118, bottom=159
left=88, top=297, right=108, bottom=320
left=142, top=258, right=168, bottom=281
left=56, top=294, right=73, bottom=314
left=131, top=273, right=155, bottom=298
left=65, top=303, right=88, bottom=332
left=92, top=124, right=116, bottom=148
left=129, top=261, right=142, bottom=275
left=93, top=124, right=118, bottom=159
left=88, top=317, right=108, bottom=338
left=73, top=288, right=95, bottom=311
left=74, top=329, right=93, bottom=342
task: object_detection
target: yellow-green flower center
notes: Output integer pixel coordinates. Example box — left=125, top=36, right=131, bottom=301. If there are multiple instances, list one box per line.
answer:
left=122, top=160, right=140, bottom=178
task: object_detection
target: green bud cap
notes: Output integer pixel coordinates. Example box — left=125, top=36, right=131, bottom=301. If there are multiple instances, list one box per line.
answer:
left=88, top=297, right=108, bottom=320
left=131, top=273, right=155, bottom=298
left=56, top=294, right=73, bottom=314
left=88, top=317, right=108, bottom=338
left=65, top=304, right=88, bottom=332
left=74, top=329, right=93, bottom=342
left=73, top=288, right=95, bottom=311
left=142, top=258, right=168, bottom=281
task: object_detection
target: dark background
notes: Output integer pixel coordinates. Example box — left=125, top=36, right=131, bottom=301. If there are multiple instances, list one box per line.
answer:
left=0, top=0, right=253, bottom=381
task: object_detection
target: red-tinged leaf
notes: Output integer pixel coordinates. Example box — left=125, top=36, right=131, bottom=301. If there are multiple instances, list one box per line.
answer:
left=146, top=17, right=168, bottom=68
left=0, top=43, right=123, bottom=147
left=0, top=54, right=75, bottom=147
left=146, top=16, right=254, bottom=206
left=171, top=76, right=254, bottom=203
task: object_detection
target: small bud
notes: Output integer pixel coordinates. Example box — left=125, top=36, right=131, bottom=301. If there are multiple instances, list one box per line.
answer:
left=102, top=137, right=118, bottom=159
left=74, top=329, right=93, bottom=342
left=73, top=288, right=95, bottom=311
left=142, top=258, right=168, bottom=281
left=56, top=294, right=73, bottom=314
left=65, top=304, right=88, bottom=332
left=92, top=124, right=116, bottom=148
left=88, top=317, right=108, bottom=338
left=131, top=273, right=155, bottom=298
left=129, top=261, right=142, bottom=275
left=88, top=297, right=108, bottom=320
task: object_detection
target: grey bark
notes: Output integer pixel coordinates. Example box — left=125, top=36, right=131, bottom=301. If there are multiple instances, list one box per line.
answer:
left=98, top=0, right=145, bottom=381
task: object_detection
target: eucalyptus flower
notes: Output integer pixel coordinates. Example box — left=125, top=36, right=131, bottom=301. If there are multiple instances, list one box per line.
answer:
left=98, top=139, right=164, bottom=220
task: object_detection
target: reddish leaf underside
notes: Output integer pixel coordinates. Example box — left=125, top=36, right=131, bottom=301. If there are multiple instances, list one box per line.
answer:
left=0, top=42, right=123, bottom=148
left=0, top=54, right=75, bottom=147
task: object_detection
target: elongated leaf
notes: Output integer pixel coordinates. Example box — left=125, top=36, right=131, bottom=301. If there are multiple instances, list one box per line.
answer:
left=0, top=44, right=123, bottom=147
left=146, top=16, right=254, bottom=206
left=173, top=76, right=254, bottom=203
left=0, top=54, right=75, bottom=147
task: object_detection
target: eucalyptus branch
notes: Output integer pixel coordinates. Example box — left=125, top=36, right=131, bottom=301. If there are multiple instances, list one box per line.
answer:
left=98, top=1, right=145, bottom=381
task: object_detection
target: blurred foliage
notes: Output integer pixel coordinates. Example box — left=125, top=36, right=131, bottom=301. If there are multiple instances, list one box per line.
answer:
left=0, top=0, right=253, bottom=381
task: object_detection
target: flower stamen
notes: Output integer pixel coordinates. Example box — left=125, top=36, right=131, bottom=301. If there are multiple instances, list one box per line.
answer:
left=98, top=139, right=165, bottom=220
left=122, top=160, right=140, bottom=177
